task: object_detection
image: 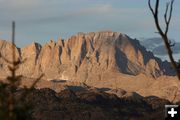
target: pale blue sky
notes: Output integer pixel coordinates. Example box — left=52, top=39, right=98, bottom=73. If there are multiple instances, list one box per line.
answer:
left=0, top=0, right=179, bottom=47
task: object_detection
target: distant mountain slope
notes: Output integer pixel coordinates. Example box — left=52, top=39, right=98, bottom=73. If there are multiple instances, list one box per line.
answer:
left=140, top=37, right=164, bottom=50
left=153, top=43, right=180, bottom=55
left=140, top=37, right=180, bottom=61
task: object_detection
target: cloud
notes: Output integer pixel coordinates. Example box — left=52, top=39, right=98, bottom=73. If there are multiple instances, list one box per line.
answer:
left=0, top=0, right=39, bottom=9
left=23, top=3, right=146, bottom=24
left=79, top=4, right=113, bottom=14
left=70, top=4, right=145, bottom=17
left=58, top=4, right=114, bottom=20
left=0, top=0, right=41, bottom=22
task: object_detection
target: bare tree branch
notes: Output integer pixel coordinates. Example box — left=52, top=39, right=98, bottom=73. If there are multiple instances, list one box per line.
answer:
left=169, top=40, right=175, bottom=47
left=148, top=0, right=180, bottom=80
left=164, top=0, right=174, bottom=35
left=164, top=2, right=169, bottom=24
left=148, top=0, right=155, bottom=15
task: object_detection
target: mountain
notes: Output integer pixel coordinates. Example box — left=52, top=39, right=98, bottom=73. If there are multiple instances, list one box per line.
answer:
left=0, top=31, right=179, bottom=102
left=140, top=37, right=180, bottom=61
left=0, top=32, right=173, bottom=79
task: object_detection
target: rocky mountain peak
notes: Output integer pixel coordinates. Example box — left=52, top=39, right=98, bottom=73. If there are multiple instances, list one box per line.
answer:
left=0, top=32, right=175, bottom=86
left=57, top=37, right=64, bottom=47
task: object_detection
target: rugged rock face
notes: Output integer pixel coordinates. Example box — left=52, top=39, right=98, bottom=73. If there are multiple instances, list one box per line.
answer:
left=0, top=31, right=174, bottom=83
left=0, top=40, right=20, bottom=77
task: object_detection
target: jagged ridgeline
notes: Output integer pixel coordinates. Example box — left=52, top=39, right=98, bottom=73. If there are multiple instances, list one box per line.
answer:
left=0, top=31, right=175, bottom=83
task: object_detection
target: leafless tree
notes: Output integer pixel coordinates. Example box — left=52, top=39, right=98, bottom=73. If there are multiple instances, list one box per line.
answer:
left=148, top=0, right=180, bottom=80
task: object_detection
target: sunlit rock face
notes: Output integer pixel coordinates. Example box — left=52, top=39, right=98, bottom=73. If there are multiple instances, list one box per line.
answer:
left=0, top=31, right=173, bottom=83
left=0, top=40, right=20, bottom=77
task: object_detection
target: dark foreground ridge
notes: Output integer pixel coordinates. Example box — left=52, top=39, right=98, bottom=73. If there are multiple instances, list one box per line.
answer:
left=18, top=87, right=174, bottom=120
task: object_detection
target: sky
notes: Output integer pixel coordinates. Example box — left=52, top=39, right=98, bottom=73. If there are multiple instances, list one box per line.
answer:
left=0, top=0, right=180, bottom=47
